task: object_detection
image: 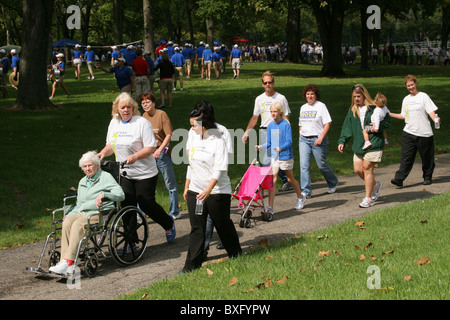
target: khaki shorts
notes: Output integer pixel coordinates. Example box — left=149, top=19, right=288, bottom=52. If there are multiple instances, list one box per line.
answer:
left=0, top=73, right=7, bottom=88
left=353, top=150, right=383, bottom=163
left=232, top=58, right=240, bottom=69
left=135, top=75, right=150, bottom=96
left=159, top=78, right=173, bottom=93
left=185, top=59, right=192, bottom=72
left=87, top=61, right=95, bottom=71
left=174, top=67, right=183, bottom=79
left=271, top=158, right=294, bottom=171
left=73, top=58, right=82, bottom=66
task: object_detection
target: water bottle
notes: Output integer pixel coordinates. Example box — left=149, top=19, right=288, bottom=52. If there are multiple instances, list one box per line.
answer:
left=434, top=114, right=440, bottom=129
left=195, top=199, right=203, bottom=215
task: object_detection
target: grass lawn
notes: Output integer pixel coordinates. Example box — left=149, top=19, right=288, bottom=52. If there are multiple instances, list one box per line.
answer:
left=121, top=192, right=450, bottom=300
left=0, top=61, right=449, bottom=251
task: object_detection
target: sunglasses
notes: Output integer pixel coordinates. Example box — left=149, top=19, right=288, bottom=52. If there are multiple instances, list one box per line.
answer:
left=262, top=81, right=273, bottom=85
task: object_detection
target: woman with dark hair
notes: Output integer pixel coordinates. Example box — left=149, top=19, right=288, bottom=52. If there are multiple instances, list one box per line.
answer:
left=298, top=84, right=338, bottom=198
left=181, top=101, right=241, bottom=273
left=154, top=52, right=175, bottom=108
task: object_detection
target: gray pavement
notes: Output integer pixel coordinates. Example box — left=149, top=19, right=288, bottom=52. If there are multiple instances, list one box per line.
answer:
left=0, top=153, right=448, bottom=300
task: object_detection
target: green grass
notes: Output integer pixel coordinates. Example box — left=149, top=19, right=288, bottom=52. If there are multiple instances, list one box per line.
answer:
left=120, top=192, right=450, bottom=300
left=1, top=62, right=449, bottom=249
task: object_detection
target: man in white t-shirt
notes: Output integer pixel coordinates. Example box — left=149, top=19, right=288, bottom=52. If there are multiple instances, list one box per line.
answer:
left=242, top=71, right=292, bottom=191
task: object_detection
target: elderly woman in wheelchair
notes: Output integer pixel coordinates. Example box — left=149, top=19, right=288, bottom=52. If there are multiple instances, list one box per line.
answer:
left=49, top=151, right=125, bottom=275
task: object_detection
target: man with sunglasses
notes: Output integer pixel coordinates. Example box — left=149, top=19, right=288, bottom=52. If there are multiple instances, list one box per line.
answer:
left=242, top=71, right=292, bottom=191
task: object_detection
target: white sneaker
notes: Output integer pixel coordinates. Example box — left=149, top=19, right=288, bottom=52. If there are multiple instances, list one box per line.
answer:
left=173, top=87, right=177, bottom=91
left=295, top=196, right=307, bottom=210
left=265, top=206, right=273, bottom=215
left=170, top=212, right=181, bottom=220
left=371, top=181, right=382, bottom=201
left=49, top=260, right=73, bottom=275
left=359, top=197, right=374, bottom=208
left=180, top=88, right=183, bottom=91
left=301, top=192, right=311, bottom=199
left=327, top=187, right=337, bottom=194
left=363, top=141, right=372, bottom=150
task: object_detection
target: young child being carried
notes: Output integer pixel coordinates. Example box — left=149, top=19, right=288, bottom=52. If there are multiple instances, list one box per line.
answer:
left=363, top=92, right=390, bottom=150
left=256, top=102, right=306, bottom=216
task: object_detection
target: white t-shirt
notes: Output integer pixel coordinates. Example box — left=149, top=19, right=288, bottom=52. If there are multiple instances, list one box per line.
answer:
left=253, top=92, right=291, bottom=128
left=298, top=101, right=332, bottom=137
left=186, top=123, right=233, bottom=158
left=401, top=92, right=437, bottom=137
left=106, top=116, right=158, bottom=179
left=371, top=106, right=390, bottom=130
left=187, top=133, right=231, bottom=194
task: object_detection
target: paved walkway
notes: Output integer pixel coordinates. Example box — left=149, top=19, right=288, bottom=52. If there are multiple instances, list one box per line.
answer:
left=0, top=153, right=449, bottom=300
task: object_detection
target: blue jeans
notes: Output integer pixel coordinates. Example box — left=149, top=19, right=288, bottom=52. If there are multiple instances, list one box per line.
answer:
left=156, top=152, right=179, bottom=216
left=299, top=135, right=338, bottom=196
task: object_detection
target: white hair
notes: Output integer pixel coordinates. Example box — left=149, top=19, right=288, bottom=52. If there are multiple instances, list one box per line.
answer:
left=79, top=151, right=100, bottom=168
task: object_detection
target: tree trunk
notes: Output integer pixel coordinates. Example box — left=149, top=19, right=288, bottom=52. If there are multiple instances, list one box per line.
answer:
left=185, top=0, right=195, bottom=44
left=113, top=0, right=123, bottom=44
left=286, top=0, right=301, bottom=63
left=143, top=0, right=155, bottom=59
left=360, top=5, right=369, bottom=70
left=310, top=0, right=346, bottom=77
left=206, top=18, right=214, bottom=46
left=15, top=0, right=54, bottom=110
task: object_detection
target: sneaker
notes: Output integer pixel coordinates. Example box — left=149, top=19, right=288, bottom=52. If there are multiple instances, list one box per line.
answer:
left=265, top=206, right=273, bottom=215
left=49, top=260, right=74, bottom=275
left=295, top=196, right=307, bottom=210
left=359, top=197, right=374, bottom=208
left=170, top=212, right=181, bottom=220
left=49, top=96, right=53, bottom=100
left=327, top=187, right=337, bottom=194
left=278, top=182, right=293, bottom=192
left=384, top=139, right=389, bottom=145
left=233, top=74, right=237, bottom=79
left=180, top=88, right=183, bottom=91
left=391, top=179, right=403, bottom=188
left=165, top=217, right=176, bottom=243
left=363, top=141, right=372, bottom=150
left=173, top=87, right=177, bottom=91
left=423, top=179, right=432, bottom=185
left=301, top=192, right=311, bottom=199
left=371, top=181, right=382, bottom=201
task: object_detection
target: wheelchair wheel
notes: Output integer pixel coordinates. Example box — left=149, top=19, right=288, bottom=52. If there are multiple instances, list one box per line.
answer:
left=109, top=206, right=148, bottom=266
left=49, top=250, right=61, bottom=267
left=84, top=254, right=99, bottom=278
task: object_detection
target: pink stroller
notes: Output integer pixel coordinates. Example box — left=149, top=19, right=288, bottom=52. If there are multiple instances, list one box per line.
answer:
left=232, top=158, right=274, bottom=228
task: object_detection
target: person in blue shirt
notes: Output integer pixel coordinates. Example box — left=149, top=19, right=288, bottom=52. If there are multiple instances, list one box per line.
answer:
left=10, top=49, right=20, bottom=90
left=196, top=41, right=205, bottom=78
left=84, top=45, right=96, bottom=80
left=0, top=49, right=10, bottom=98
left=229, top=44, right=242, bottom=79
left=144, top=50, right=156, bottom=93
left=171, top=47, right=185, bottom=91
left=49, top=53, right=72, bottom=99
left=111, top=46, right=119, bottom=66
left=182, top=43, right=195, bottom=78
left=97, top=57, right=135, bottom=94
left=212, top=47, right=222, bottom=79
left=166, top=41, right=175, bottom=60
left=219, top=44, right=228, bottom=73
left=201, top=44, right=213, bottom=80
left=72, top=44, right=83, bottom=79
left=123, top=45, right=137, bottom=66
left=256, top=102, right=306, bottom=216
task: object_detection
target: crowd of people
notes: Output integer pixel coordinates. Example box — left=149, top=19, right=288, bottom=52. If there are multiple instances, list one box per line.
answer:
left=45, top=66, right=440, bottom=276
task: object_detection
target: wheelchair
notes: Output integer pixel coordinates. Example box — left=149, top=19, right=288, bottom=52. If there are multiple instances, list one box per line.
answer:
left=27, top=161, right=149, bottom=278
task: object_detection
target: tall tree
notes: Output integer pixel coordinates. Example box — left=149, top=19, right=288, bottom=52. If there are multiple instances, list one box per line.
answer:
left=285, top=0, right=302, bottom=63
left=143, top=0, right=155, bottom=59
left=113, top=0, right=123, bottom=44
left=308, top=0, right=348, bottom=77
left=14, top=0, right=54, bottom=110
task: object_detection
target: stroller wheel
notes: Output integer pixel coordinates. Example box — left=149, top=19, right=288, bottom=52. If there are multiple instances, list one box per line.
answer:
left=262, top=210, right=273, bottom=222
left=239, top=218, right=245, bottom=228
left=244, top=218, right=252, bottom=228
left=245, top=210, right=252, bottom=219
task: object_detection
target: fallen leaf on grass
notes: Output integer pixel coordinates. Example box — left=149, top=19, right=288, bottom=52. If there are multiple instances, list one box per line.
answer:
left=383, top=249, right=394, bottom=255
left=355, top=221, right=365, bottom=226
left=360, top=254, right=366, bottom=261
left=229, top=277, right=238, bottom=286
left=275, top=276, right=288, bottom=284
left=404, top=275, right=411, bottom=281
left=206, top=268, right=214, bottom=276
left=414, top=256, right=430, bottom=265
left=318, top=251, right=330, bottom=256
